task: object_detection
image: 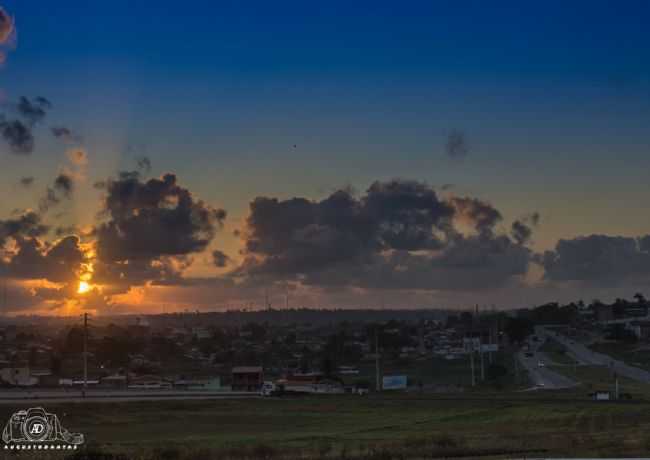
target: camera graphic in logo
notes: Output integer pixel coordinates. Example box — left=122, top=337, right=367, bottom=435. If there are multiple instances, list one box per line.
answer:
left=2, top=407, right=84, bottom=447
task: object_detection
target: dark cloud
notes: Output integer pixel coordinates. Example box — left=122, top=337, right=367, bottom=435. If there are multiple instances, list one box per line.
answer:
left=0, top=97, right=53, bottom=154
left=51, top=126, right=81, bottom=143
left=212, top=250, right=231, bottom=268
left=54, top=173, right=74, bottom=198
left=0, top=211, right=49, bottom=247
left=539, top=234, right=650, bottom=285
left=38, top=173, right=75, bottom=213
left=16, top=96, right=51, bottom=126
left=93, top=172, right=226, bottom=289
left=511, top=212, right=540, bottom=245
left=136, top=156, right=152, bottom=173
left=0, top=213, right=84, bottom=290
left=5, top=235, right=84, bottom=283
left=235, top=179, right=531, bottom=291
left=19, top=176, right=34, bottom=187
left=54, top=225, right=79, bottom=237
left=450, top=196, right=502, bottom=235
left=365, top=180, right=454, bottom=250
left=0, top=118, right=34, bottom=154
left=445, top=129, right=469, bottom=159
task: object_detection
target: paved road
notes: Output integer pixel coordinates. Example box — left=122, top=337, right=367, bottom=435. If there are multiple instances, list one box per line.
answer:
left=0, top=389, right=260, bottom=404
left=517, top=336, right=578, bottom=390
left=538, top=326, right=650, bottom=384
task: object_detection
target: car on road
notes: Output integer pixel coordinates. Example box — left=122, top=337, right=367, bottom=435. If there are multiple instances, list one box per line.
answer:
left=538, top=361, right=545, bottom=367
left=261, top=381, right=278, bottom=397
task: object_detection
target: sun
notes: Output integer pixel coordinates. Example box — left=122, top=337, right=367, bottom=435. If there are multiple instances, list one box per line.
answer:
left=77, top=281, right=91, bottom=294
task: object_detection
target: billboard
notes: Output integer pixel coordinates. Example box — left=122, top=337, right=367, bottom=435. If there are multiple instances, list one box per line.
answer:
left=480, top=344, right=499, bottom=353
left=382, top=375, right=407, bottom=390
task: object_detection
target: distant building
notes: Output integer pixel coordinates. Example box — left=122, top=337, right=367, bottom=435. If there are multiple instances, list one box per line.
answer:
left=627, top=321, right=650, bottom=340
left=101, top=374, right=128, bottom=389
left=593, top=390, right=611, bottom=401
left=594, top=305, right=614, bottom=323
left=0, top=367, right=35, bottom=386
left=231, top=366, right=263, bottom=392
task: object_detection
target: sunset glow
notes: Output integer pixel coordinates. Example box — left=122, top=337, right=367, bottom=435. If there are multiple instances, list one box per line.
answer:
left=77, top=281, right=91, bottom=294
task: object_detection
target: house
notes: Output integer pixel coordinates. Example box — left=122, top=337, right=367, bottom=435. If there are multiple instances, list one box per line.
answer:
left=593, top=391, right=611, bottom=401
left=231, top=366, right=263, bottom=392
left=0, top=367, right=36, bottom=386
left=627, top=321, right=650, bottom=340
left=594, top=305, right=614, bottom=323
left=101, top=374, right=128, bottom=389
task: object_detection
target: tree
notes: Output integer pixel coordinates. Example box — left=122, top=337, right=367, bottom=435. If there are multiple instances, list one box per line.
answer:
left=64, top=327, right=85, bottom=353
left=320, top=356, right=334, bottom=377
left=505, top=317, right=533, bottom=344
left=486, top=363, right=508, bottom=381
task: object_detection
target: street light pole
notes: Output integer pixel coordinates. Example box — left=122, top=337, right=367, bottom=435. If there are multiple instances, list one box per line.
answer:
left=82, top=313, right=88, bottom=399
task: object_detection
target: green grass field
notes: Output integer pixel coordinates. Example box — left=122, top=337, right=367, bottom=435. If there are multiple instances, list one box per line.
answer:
left=2, top=395, right=650, bottom=459
left=539, top=339, right=576, bottom=366
left=590, top=342, right=650, bottom=371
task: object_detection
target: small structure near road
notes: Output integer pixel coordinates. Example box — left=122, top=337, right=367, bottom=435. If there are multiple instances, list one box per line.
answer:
left=231, top=366, right=263, bottom=392
left=592, top=390, right=611, bottom=401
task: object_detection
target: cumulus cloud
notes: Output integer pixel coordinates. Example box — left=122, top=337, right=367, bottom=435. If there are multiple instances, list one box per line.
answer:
left=212, top=249, right=231, bottom=268
left=1, top=97, right=52, bottom=154
left=0, top=118, right=33, bottom=154
left=449, top=196, right=502, bottom=235
left=38, top=173, right=75, bottom=213
left=538, top=234, right=650, bottom=285
left=445, top=129, right=469, bottom=159
left=0, top=211, right=49, bottom=247
left=4, top=235, right=84, bottom=283
left=136, top=156, right=152, bottom=173
left=92, top=172, right=227, bottom=291
left=51, top=126, right=82, bottom=144
left=234, top=179, right=533, bottom=291
left=17, top=96, right=51, bottom=125
left=511, top=212, right=540, bottom=245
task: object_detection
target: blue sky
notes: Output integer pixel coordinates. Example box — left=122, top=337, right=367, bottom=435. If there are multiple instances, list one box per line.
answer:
left=0, top=1, right=649, bottom=312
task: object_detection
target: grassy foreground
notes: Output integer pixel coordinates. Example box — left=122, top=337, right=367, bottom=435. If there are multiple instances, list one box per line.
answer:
left=2, top=395, right=650, bottom=459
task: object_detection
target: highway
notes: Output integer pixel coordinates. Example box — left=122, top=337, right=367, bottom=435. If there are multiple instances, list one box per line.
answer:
left=517, top=335, right=578, bottom=390
left=538, top=326, right=650, bottom=384
left=0, top=389, right=259, bottom=404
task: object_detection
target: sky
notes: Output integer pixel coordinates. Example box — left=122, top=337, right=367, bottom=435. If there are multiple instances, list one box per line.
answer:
left=0, top=1, right=649, bottom=315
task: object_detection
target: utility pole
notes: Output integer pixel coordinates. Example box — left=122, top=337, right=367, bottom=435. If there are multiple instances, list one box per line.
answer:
left=82, top=313, right=88, bottom=399
left=285, top=283, right=289, bottom=310
left=470, top=344, right=476, bottom=387
left=514, top=351, right=519, bottom=384
left=375, top=326, right=381, bottom=392
left=478, top=338, right=485, bottom=382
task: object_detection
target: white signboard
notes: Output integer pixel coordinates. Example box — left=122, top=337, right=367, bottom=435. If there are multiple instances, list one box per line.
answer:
left=462, top=337, right=481, bottom=352
left=382, top=375, right=407, bottom=390
left=480, top=344, right=499, bottom=353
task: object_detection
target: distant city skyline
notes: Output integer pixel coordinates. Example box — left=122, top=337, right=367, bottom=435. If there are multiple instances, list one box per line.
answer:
left=1, top=1, right=650, bottom=314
